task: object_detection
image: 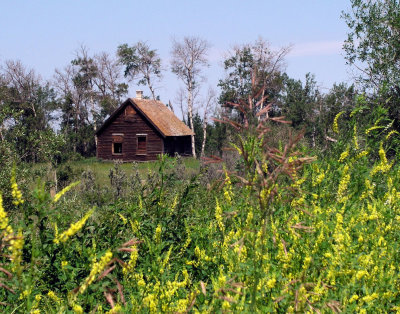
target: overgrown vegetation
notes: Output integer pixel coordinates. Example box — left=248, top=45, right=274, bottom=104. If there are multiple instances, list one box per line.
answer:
left=1, top=0, right=400, bottom=312
left=1, top=92, right=400, bottom=312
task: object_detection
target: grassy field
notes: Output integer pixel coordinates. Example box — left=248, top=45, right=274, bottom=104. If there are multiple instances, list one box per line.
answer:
left=32, top=156, right=200, bottom=187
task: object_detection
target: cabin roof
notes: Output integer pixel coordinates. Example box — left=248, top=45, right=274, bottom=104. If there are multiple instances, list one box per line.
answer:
left=96, top=98, right=194, bottom=137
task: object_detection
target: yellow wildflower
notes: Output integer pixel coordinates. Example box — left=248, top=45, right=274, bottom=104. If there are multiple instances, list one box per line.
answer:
left=266, top=278, right=276, bottom=289
left=79, top=250, right=113, bottom=294
left=349, top=294, right=359, bottom=303
left=61, top=261, right=68, bottom=269
left=170, top=194, right=178, bottom=212
left=19, top=289, right=31, bottom=299
left=385, top=130, right=399, bottom=140
left=337, top=165, right=350, bottom=203
left=362, top=293, right=378, bottom=303
left=54, top=208, right=94, bottom=244
left=356, top=150, right=368, bottom=159
left=10, top=229, right=24, bottom=273
left=365, top=125, right=384, bottom=135
left=338, top=148, right=349, bottom=162
left=73, top=304, right=83, bottom=314
left=215, top=199, right=224, bottom=232
left=0, top=193, right=13, bottom=237
left=47, top=290, right=61, bottom=303
left=355, top=270, right=368, bottom=280
left=123, top=245, right=138, bottom=275
left=333, top=111, right=345, bottom=134
left=107, top=304, right=122, bottom=314
left=353, top=124, right=359, bottom=149
left=223, top=168, right=234, bottom=205
left=53, top=181, right=80, bottom=203
left=154, top=224, right=162, bottom=243
left=10, top=167, right=24, bottom=206
left=118, top=213, right=127, bottom=224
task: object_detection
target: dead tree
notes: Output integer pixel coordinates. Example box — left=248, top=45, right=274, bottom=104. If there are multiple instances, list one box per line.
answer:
left=171, top=36, right=210, bottom=158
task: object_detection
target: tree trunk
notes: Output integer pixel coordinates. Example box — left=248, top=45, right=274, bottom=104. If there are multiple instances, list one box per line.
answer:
left=200, top=121, right=207, bottom=157
left=91, top=95, right=98, bottom=148
left=187, top=88, right=196, bottom=158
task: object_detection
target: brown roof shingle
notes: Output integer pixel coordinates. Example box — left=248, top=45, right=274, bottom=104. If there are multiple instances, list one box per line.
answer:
left=96, top=98, right=193, bottom=137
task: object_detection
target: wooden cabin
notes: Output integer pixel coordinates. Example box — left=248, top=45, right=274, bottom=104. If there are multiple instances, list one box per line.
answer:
left=96, top=92, right=193, bottom=161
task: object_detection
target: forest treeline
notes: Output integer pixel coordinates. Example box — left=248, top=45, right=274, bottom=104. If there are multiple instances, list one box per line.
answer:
left=2, top=1, right=399, bottom=168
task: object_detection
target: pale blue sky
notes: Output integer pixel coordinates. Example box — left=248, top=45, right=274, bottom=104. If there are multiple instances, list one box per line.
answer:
left=0, top=0, right=353, bottom=109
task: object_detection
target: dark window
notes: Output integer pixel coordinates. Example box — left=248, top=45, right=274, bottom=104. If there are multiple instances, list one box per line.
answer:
left=113, top=142, right=122, bottom=154
left=137, top=136, right=147, bottom=154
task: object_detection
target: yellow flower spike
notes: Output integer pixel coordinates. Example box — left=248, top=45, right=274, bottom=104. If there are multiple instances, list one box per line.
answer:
left=353, top=124, right=359, bottom=149
left=223, top=168, right=234, bottom=205
left=154, top=224, right=162, bottom=243
left=79, top=250, right=113, bottom=294
left=356, top=150, right=368, bottom=160
left=73, top=304, right=83, bottom=314
left=54, top=208, right=95, bottom=244
left=338, top=147, right=350, bottom=163
left=365, top=125, right=384, bottom=135
left=333, top=111, right=345, bottom=134
left=47, top=290, right=61, bottom=304
left=385, top=130, right=399, bottom=140
left=123, top=245, right=138, bottom=275
left=0, top=193, right=11, bottom=232
left=337, top=165, right=351, bottom=203
left=10, top=229, right=24, bottom=273
left=379, top=142, right=388, bottom=164
left=170, top=194, right=178, bottom=212
left=118, top=213, right=127, bottom=225
left=266, top=278, right=276, bottom=289
left=53, top=181, right=80, bottom=203
left=215, top=199, right=224, bottom=232
left=129, top=219, right=140, bottom=234
left=107, top=304, right=122, bottom=314
left=10, top=168, right=24, bottom=206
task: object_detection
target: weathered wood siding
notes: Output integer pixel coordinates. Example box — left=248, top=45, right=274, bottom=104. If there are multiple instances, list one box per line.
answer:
left=97, top=104, right=164, bottom=161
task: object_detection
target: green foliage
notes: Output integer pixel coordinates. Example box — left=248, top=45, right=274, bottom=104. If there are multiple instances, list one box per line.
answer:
left=218, top=39, right=286, bottom=109
left=343, top=0, right=400, bottom=130
left=343, top=0, right=400, bottom=89
left=117, top=41, right=162, bottom=99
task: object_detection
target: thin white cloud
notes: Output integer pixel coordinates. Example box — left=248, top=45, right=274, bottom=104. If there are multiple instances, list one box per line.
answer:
left=288, top=40, right=344, bottom=57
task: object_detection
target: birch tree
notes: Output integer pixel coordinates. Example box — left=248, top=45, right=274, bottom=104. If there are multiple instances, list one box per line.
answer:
left=200, top=88, right=216, bottom=157
left=171, top=36, right=210, bottom=158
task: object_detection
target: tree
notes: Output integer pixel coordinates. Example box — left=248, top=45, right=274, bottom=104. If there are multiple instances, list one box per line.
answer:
left=218, top=39, right=290, bottom=120
left=117, top=41, right=162, bottom=100
left=93, top=52, right=128, bottom=117
left=200, top=88, right=216, bottom=157
left=343, top=0, right=400, bottom=128
left=171, top=36, right=210, bottom=158
left=54, top=47, right=127, bottom=156
left=343, top=0, right=400, bottom=89
left=280, top=73, right=323, bottom=146
left=0, top=60, right=56, bottom=162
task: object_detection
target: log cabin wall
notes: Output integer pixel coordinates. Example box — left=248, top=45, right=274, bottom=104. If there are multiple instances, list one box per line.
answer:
left=97, top=104, right=164, bottom=161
